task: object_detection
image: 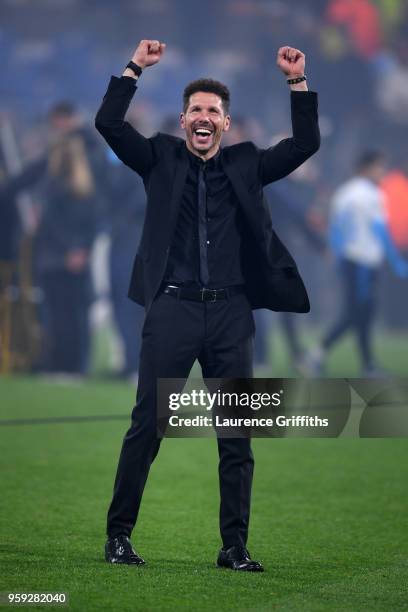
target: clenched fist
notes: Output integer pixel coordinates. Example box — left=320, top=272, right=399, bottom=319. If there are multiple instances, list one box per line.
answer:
left=277, top=46, right=305, bottom=78
left=131, top=39, right=166, bottom=69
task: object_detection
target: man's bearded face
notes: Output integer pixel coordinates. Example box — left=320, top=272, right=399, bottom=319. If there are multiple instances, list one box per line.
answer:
left=180, top=92, right=230, bottom=157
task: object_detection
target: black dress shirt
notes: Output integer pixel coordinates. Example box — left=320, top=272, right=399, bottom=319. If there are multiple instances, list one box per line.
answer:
left=164, top=146, right=245, bottom=289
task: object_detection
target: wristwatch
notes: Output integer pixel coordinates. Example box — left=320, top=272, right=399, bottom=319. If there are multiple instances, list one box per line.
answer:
left=125, top=61, right=143, bottom=77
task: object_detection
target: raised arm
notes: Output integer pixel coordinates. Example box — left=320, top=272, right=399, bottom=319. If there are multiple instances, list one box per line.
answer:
left=94, top=39, right=166, bottom=178
left=260, top=46, right=320, bottom=186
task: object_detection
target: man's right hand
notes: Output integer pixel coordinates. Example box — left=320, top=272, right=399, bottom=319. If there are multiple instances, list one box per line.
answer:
left=131, top=40, right=166, bottom=69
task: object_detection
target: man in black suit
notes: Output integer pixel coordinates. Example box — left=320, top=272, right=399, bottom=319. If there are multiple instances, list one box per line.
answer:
left=95, top=40, right=320, bottom=571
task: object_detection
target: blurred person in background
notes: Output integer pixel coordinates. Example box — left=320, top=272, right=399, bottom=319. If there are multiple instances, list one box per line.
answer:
left=326, top=0, right=383, bottom=60
left=0, top=154, right=21, bottom=265
left=35, top=102, right=101, bottom=376
left=380, top=158, right=408, bottom=329
left=0, top=102, right=108, bottom=376
left=305, top=151, right=408, bottom=376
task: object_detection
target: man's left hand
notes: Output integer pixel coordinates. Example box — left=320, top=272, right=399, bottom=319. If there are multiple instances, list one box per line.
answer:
left=277, top=46, right=305, bottom=78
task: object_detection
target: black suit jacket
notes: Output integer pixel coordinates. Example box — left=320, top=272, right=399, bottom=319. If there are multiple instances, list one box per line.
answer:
left=95, top=76, right=320, bottom=313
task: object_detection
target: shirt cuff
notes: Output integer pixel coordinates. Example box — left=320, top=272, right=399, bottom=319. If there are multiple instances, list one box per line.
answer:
left=120, top=75, right=138, bottom=84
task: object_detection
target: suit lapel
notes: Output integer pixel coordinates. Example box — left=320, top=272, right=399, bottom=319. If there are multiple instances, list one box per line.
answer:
left=222, top=150, right=266, bottom=241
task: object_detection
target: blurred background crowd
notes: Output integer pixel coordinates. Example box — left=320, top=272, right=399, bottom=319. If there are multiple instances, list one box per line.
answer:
left=1, top=0, right=408, bottom=380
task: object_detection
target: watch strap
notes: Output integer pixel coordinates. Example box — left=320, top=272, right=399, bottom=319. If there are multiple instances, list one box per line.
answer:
left=125, top=61, right=143, bottom=77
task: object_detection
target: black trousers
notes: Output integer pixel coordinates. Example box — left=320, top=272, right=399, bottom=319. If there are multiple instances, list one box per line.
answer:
left=322, top=259, right=377, bottom=369
left=41, top=269, right=91, bottom=374
left=107, top=289, right=255, bottom=548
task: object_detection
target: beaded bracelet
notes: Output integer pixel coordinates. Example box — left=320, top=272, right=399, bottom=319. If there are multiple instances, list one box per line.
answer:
left=286, top=75, right=307, bottom=85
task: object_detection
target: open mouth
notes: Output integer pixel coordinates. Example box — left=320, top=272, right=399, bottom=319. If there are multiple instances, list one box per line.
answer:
left=193, top=126, right=214, bottom=145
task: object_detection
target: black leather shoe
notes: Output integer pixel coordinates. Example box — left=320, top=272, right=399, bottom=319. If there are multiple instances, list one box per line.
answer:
left=105, top=535, right=145, bottom=565
left=217, top=545, right=264, bottom=572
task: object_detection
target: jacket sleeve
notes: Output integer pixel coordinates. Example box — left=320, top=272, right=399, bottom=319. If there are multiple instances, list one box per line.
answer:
left=94, top=76, right=156, bottom=178
left=260, top=91, right=320, bottom=186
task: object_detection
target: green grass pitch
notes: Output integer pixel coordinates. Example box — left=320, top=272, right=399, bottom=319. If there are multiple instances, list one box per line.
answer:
left=1, top=332, right=408, bottom=611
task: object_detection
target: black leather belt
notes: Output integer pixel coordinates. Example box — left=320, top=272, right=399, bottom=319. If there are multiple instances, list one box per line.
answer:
left=162, top=284, right=244, bottom=302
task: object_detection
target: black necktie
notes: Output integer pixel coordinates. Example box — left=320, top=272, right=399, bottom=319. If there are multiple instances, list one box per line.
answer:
left=198, top=163, right=209, bottom=286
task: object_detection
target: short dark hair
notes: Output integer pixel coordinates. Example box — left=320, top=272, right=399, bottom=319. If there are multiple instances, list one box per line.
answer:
left=355, top=150, right=386, bottom=172
left=48, top=101, right=77, bottom=119
left=183, top=78, right=230, bottom=114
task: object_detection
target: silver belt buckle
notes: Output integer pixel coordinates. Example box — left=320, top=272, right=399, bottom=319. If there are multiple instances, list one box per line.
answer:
left=201, top=288, right=218, bottom=302
left=165, top=284, right=179, bottom=297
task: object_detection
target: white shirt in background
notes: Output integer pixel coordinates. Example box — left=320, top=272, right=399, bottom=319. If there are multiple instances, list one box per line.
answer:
left=330, top=176, right=387, bottom=266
